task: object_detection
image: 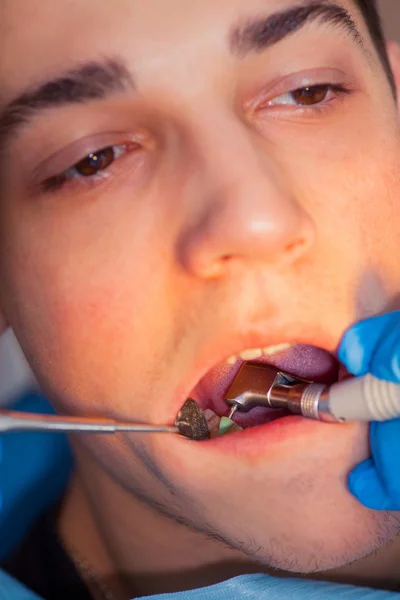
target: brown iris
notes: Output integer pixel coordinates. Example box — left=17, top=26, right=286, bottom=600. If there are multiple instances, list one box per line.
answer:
left=42, top=146, right=120, bottom=192
left=75, top=147, right=115, bottom=176
left=292, top=85, right=329, bottom=105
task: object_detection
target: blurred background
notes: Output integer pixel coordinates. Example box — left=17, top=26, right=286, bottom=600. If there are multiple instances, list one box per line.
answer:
left=380, top=0, right=399, bottom=42
left=0, top=0, right=399, bottom=405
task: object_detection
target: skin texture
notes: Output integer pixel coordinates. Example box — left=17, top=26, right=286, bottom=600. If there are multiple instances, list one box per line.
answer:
left=1, top=0, right=400, bottom=596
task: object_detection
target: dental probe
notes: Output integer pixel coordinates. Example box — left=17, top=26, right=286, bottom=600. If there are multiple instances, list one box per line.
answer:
left=0, top=408, right=178, bottom=434
left=225, top=361, right=400, bottom=423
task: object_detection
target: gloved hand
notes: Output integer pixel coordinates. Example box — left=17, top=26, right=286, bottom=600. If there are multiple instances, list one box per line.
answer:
left=338, top=311, right=400, bottom=511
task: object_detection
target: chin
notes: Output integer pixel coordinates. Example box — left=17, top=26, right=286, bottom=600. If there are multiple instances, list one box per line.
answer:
left=181, top=473, right=397, bottom=575
left=156, top=416, right=399, bottom=575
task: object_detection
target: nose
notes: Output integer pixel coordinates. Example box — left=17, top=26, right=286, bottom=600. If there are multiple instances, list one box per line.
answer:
left=178, top=124, right=316, bottom=280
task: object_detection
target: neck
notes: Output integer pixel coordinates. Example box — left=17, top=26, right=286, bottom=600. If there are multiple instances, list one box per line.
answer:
left=58, top=457, right=261, bottom=598
left=59, top=448, right=400, bottom=598
left=317, top=540, right=400, bottom=592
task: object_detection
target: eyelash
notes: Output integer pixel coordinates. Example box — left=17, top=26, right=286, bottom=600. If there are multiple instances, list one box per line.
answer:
left=40, top=84, right=351, bottom=194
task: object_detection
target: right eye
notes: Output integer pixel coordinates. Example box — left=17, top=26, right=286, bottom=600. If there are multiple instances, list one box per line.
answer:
left=72, top=146, right=117, bottom=176
left=42, top=143, right=135, bottom=192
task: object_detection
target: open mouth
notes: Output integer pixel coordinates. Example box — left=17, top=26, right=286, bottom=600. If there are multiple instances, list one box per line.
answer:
left=176, top=344, right=348, bottom=440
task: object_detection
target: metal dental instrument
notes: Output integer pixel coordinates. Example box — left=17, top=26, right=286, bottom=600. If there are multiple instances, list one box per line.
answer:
left=226, top=361, right=400, bottom=423
left=0, top=408, right=178, bottom=434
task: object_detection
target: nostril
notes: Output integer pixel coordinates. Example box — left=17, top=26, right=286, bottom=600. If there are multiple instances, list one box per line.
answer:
left=285, top=241, right=298, bottom=253
left=283, top=235, right=310, bottom=262
left=178, top=193, right=315, bottom=278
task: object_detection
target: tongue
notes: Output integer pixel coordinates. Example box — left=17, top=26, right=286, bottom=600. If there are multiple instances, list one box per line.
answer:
left=191, top=344, right=339, bottom=419
left=264, top=344, right=339, bottom=382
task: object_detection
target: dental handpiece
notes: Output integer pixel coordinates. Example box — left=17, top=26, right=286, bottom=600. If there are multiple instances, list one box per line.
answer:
left=225, top=361, right=400, bottom=423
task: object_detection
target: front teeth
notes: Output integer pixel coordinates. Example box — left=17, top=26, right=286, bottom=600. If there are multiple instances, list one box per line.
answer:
left=262, top=343, right=293, bottom=356
left=226, top=355, right=239, bottom=365
left=239, top=348, right=264, bottom=360
left=225, top=343, right=292, bottom=365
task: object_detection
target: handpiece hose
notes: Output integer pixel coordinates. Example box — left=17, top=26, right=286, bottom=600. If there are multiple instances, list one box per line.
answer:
left=225, top=362, right=400, bottom=423
left=298, top=374, right=400, bottom=423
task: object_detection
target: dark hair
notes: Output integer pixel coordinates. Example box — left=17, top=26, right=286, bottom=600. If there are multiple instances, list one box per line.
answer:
left=354, top=0, right=396, bottom=94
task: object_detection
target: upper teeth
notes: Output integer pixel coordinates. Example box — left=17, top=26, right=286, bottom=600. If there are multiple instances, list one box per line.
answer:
left=226, top=343, right=292, bottom=365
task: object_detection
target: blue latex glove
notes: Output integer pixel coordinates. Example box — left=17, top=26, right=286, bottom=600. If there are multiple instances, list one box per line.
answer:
left=339, top=311, right=400, bottom=511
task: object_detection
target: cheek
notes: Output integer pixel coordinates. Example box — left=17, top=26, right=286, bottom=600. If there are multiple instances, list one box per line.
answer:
left=294, top=125, right=400, bottom=293
left=288, top=105, right=400, bottom=229
left=0, top=218, right=176, bottom=410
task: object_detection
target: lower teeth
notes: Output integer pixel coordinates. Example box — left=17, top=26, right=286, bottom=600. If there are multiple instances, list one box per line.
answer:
left=204, top=408, right=243, bottom=438
left=218, top=416, right=243, bottom=436
left=204, top=408, right=221, bottom=438
left=175, top=401, right=243, bottom=440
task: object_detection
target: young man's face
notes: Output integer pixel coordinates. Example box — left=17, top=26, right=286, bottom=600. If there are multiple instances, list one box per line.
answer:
left=1, top=0, right=400, bottom=574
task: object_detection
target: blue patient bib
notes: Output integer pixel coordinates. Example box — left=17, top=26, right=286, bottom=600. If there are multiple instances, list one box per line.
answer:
left=0, top=568, right=42, bottom=599
left=135, top=574, right=400, bottom=599
left=2, top=571, right=400, bottom=599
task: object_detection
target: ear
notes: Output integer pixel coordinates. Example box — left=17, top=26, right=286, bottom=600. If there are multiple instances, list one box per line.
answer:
left=386, top=41, right=400, bottom=102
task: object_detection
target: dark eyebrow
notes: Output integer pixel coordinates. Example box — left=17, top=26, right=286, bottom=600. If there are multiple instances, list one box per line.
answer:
left=230, top=1, right=364, bottom=57
left=0, top=58, right=134, bottom=151
left=0, top=4, right=362, bottom=152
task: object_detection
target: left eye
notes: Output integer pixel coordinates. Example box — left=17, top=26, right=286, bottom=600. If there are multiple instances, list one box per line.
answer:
left=268, top=84, right=339, bottom=107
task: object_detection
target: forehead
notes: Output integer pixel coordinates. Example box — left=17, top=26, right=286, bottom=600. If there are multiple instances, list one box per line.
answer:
left=0, top=0, right=364, bottom=98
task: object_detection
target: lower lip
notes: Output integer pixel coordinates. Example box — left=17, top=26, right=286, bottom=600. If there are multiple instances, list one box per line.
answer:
left=191, top=415, right=331, bottom=459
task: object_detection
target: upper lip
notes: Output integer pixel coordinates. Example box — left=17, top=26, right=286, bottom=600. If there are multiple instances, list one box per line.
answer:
left=169, top=327, right=341, bottom=422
